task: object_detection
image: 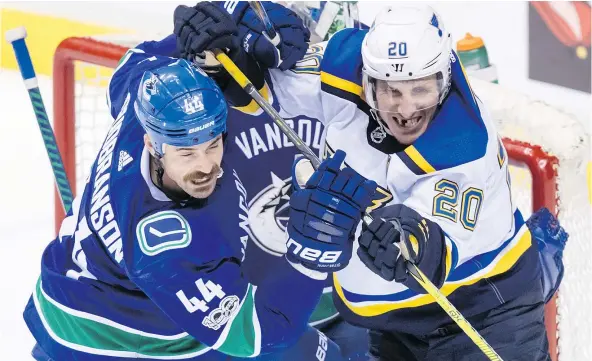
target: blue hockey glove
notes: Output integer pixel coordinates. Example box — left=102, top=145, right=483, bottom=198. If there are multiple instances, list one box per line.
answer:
left=215, top=1, right=310, bottom=70
left=357, top=204, right=448, bottom=293
left=526, top=207, right=568, bottom=303
left=286, top=150, right=376, bottom=272
left=174, top=2, right=240, bottom=59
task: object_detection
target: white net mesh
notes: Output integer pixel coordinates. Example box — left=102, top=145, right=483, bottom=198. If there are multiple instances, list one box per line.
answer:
left=472, top=78, right=591, bottom=361
left=73, top=62, right=115, bottom=195
left=62, top=45, right=590, bottom=360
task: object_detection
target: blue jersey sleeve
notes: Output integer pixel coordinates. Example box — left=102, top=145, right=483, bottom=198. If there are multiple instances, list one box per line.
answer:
left=107, top=36, right=180, bottom=120
left=108, top=34, right=266, bottom=116
left=125, top=208, right=324, bottom=357
left=135, top=34, right=179, bottom=57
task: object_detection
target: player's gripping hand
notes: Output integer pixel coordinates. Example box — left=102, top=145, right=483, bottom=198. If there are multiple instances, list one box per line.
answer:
left=526, top=207, right=568, bottom=303
left=286, top=150, right=376, bottom=272
left=174, top=2, right=240, bottom=59
left=357, top=204, right=448, bottom=293
left=220, top=1, right=311, bottom=70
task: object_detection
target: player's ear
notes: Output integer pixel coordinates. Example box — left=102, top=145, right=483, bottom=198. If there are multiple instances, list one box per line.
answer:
left=144, top=134, right=156, bottom=157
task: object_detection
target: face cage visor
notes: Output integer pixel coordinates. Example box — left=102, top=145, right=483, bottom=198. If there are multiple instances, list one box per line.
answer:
left=365, top=71, right=446, bottom=115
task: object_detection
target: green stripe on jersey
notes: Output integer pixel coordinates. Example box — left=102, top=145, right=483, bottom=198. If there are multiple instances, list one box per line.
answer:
left=309, top=290, right=339, bottom=326
left=215, top=284, right=260, bottom=357
left=34, top=279, right=210, bottom=358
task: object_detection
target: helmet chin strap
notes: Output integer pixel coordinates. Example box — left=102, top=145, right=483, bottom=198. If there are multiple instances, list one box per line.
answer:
left=368, top=109, right=391, bottom=144
left=370, top=109, right=392, bottom=136
left=148, top=143, right=166, bottom=189
left=148, top=135, right=228, bottom=205
left=149, top=150, right=195, bottom=204
left=154, top=157, right=166, bottom=190
left=148, top=152, right=169, bottom=193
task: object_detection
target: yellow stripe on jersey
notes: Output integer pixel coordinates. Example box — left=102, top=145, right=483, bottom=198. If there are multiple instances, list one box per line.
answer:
left=334, top=227, right=532, bottom=316
left=404, top=146, right=436, bottom=174
left=458, top=56, right=479, bottom=106
left=497, top=138, right=506, bottom=168
left=232, top=82, right=271, bottom=115
left=320, top=71, right=363, bottom=96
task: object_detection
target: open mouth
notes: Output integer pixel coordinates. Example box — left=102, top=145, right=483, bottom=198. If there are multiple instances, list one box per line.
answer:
left=190, top=177, right=212, bottom=186
left=392, top=115, right=423, bottom=129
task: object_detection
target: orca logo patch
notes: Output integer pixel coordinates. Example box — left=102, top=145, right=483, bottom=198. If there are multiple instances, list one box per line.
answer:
left=136, top=211, right=192, bottom=256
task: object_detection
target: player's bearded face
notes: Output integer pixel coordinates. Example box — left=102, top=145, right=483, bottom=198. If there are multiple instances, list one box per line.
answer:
left=375, top=75, right=440, bottom=145
left=162, top=136, right=224, bottom=199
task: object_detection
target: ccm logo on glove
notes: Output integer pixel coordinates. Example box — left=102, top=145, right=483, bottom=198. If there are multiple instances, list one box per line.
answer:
left=287, top=238, right=343, bottom=267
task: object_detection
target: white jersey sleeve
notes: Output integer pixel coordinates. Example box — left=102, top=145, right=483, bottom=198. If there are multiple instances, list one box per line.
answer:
left=237, top=43, right=327, bottom=124
left=328, top=50, right=541, bottom=335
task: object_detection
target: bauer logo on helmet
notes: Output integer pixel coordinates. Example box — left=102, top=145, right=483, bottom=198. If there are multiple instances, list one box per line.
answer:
left=188, top=120, right=215, bottom=134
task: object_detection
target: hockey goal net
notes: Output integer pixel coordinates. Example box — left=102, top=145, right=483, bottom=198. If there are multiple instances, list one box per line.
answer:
left=52, top=37, right=590, bottom=361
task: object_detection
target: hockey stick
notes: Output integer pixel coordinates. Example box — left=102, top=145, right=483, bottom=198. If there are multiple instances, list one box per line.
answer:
left=248, top=1, right=281, bottom=46
left=214, top=15, right=503, bottom=357
left=6, top=27, right=73, bottom=213
left=214, top=49, right=503, bottom=361
left=221, top=6, right=502, bottom=359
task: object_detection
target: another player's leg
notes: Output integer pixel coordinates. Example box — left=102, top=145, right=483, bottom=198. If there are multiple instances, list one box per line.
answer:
left=368, top=329, right=427, bottom=361
left=368, top=281, right=549, bottom=361
left=321, top=317, right=371, bottom=360
left=424, top=281, right=549, bottom=361
left=249, top=326, right=345, bottom=361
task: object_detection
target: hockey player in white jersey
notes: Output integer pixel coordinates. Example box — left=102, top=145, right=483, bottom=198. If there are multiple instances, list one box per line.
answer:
left=180, top=3, right=569, bottom=360
left=171, top=2, right=374, bottom=360
left=23, top=49, right=377, bottom=360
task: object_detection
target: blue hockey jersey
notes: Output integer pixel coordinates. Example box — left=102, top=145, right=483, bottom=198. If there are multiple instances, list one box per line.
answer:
left=23, top=40, right=324, bottom=361
left=129, top=35, right=339, bottom=328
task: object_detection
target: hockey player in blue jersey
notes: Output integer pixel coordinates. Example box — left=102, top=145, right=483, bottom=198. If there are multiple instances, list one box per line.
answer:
left=23, top=44, right=377, bottom=360
left=171, top=2, right=373, bottom=360
left=177, top=2, right=569, bottom=361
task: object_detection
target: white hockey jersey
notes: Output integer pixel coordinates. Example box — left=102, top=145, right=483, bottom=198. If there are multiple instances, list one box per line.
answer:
left=240, top=29, right=541, bottom=335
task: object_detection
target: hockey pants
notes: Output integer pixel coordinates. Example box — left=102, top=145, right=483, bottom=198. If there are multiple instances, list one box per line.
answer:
left=368, top=281, right=551, bottom=361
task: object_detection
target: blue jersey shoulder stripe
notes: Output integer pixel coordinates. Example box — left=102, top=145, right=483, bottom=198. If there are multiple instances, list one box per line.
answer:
left=319, top=28, right=366, bottom=105
left=403, top=52, right=488, bottom=172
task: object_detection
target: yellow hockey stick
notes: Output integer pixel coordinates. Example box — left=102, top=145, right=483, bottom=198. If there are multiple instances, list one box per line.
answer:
left=213, top=49, right=503, bottom=361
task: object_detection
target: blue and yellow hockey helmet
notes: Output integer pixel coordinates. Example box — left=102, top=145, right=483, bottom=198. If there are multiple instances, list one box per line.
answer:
left=134, top=59, right=227, bottom=158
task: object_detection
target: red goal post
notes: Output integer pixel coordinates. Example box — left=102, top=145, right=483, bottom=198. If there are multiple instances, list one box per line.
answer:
left=53, top=36, right=590, bottom=361
left=53, top=37, right=128, bottom=229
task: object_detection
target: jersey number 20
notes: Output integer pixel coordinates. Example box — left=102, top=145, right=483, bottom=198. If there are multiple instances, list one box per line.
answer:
left=432, top=179, right=483, bottom=231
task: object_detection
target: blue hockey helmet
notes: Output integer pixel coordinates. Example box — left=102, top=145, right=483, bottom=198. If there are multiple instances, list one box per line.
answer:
left=134, top=59, right=227, bottom=158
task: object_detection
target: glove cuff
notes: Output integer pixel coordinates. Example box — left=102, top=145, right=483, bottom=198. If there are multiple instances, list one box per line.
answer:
left=287, top=259, right=328, bottom=281
left=213, top=1, right=250, bottom=23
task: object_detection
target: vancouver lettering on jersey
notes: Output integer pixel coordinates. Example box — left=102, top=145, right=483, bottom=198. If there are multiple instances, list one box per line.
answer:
left=234, top=117, right=323, bottom=159
left=234, top=169, right=250, bottom=261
